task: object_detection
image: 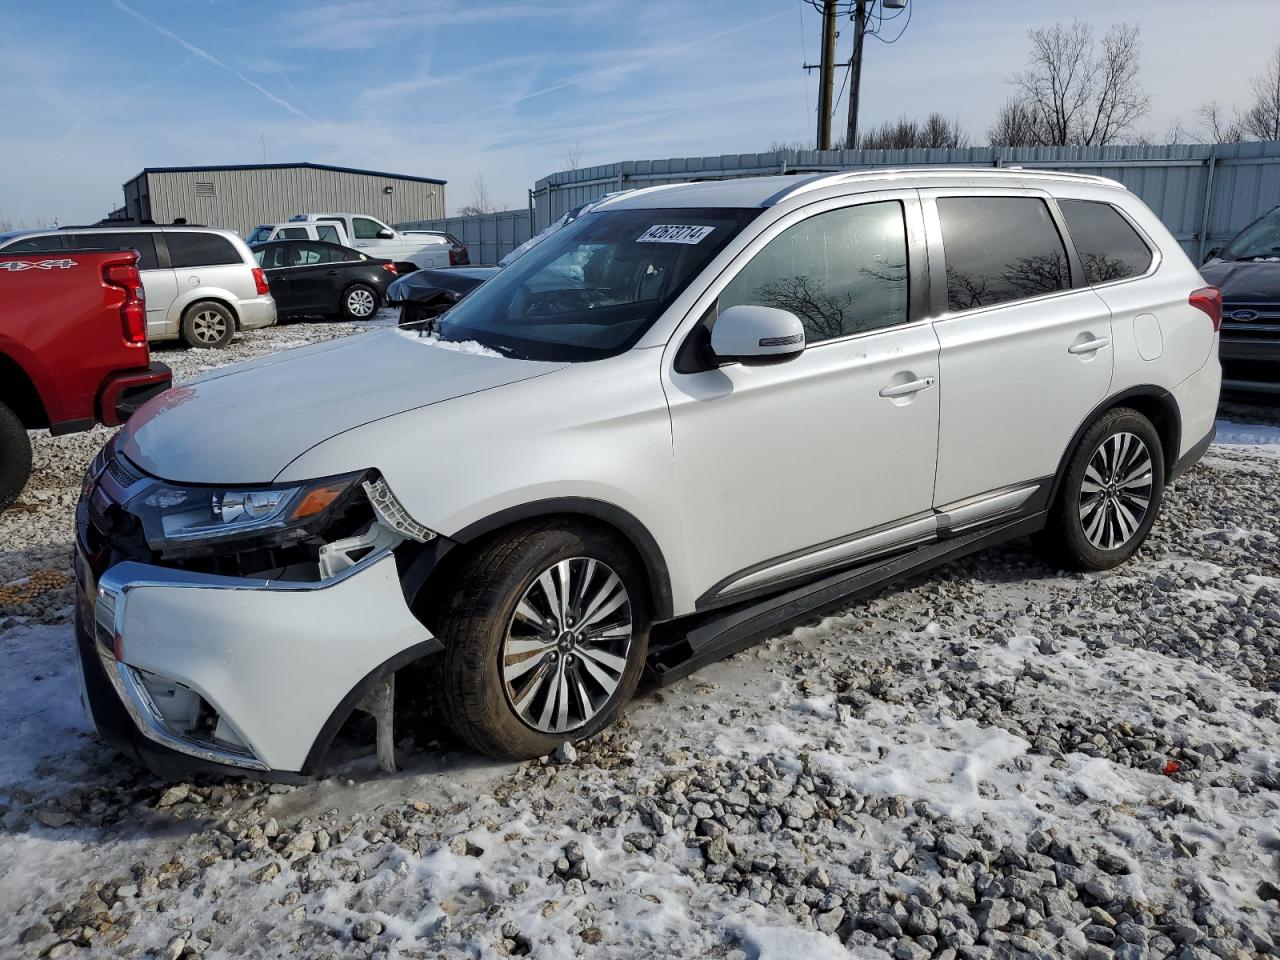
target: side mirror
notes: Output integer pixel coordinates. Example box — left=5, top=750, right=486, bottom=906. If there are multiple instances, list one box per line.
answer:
left=378, top=228, right=395, bottom=239
left=1203, top=247, right=1222, bottom=264
left=710, top=305, right=806, bottom=365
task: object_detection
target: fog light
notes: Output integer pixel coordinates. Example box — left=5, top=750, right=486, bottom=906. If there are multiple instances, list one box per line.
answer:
left=137, top=669, right=200, bottom=732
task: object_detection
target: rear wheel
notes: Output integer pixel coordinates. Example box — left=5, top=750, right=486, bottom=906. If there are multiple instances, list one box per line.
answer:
left=180, top=301, right=235, bottom=348
left=1033, top=407, right=1164, bottom=571
left=342, top=284, right=379, bottom=320
left=434, top=522, right=650, bottom=760
left=0, top=401, right=32, bottom=512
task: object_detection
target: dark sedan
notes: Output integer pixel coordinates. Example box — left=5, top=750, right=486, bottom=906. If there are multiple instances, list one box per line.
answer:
left=1202, top=204, right=1280, bottom=393
left=386, top=266, right=499, bottom=326
left=252, top=240, right=397, bottom=321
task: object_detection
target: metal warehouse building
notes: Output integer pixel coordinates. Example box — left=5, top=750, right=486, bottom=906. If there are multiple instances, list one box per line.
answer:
left=118, top=162, right=446, bottom=237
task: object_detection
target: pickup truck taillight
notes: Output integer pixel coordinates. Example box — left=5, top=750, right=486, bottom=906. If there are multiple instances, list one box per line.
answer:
left=252, top=267, right=270, bottom=295
left=104, top=262, right=147, bottom=346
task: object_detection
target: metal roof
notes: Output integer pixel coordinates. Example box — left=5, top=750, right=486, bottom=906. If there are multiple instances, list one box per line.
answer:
left=132, top=162, right=446, bottom=186
left=596, top=167, right=1124, bottom=211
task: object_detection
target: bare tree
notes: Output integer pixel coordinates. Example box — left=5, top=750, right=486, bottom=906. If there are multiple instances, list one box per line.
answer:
left=987, top=98, right=1041, bottom=147
left=457, top=173, right=497, bottom=217
left=768, top=140, right=812, bottom=154
left=1244, top=45, right=1280, bottom=141
left=1197, top=101, right=1245, bottom=144
left=563, top=142, right=583, bottom=172
left=1008, top=20, right=1150, bottom=146
left=855, top=113, right=968, bottom=150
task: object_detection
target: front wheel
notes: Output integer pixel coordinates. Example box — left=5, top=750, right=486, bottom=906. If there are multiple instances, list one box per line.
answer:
left=1033, top=407, right=1165, bottom=571
left=435, top=522, right=650, bottom=760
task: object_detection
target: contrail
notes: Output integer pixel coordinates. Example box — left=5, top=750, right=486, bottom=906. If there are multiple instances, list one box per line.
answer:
left=112, top=0, right=313, bottom=121
left=479, top=10, right=789, bottom=115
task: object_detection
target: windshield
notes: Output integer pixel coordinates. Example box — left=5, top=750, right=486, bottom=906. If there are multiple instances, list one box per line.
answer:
left=435, top=207, right=757, bottom=361
left=247, top=226, right=273, bottom=245
left=1225, top=207, right=1280, bottom=261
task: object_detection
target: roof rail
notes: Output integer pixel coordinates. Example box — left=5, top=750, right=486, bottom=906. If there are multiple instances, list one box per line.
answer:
left=764, top=165, right=1122, bottom=206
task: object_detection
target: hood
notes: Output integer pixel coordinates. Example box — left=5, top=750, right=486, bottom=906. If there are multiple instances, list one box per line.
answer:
left=1199, top=258, right=1280, bottom=302
left=121, top=329, right=563, bottom=484
left=387, top=266, right=498, bottom=303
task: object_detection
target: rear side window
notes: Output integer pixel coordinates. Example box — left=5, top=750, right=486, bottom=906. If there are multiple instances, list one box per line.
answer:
left=3, top=234, right=64, bottom=252
left=316, top=224, right=341, bottom=243
left=288, top=243, right=328, bottom=266
left=1060, top=200, right=1153, bottom=284
left=279, top=227, right=309, bottom=240
left=71, top=232, right=159, bottom=270
left=720, top=201, right=909, bottom=344
left=166, top=232, right=241, bottom=268
left=937, top=197, right=1069, bottom=311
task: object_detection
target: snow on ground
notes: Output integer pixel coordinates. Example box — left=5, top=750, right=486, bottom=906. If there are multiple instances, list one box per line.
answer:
left=1, top=336, right=1279, bottom=959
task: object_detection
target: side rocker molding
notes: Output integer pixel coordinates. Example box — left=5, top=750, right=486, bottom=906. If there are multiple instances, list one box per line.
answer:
left=450, top=498, right=675, bottom=621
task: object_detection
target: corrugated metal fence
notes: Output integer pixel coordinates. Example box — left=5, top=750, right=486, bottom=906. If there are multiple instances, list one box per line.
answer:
left=531, top=142, right=1280, bottom=262
left=397, top=209, right=532, bottom=265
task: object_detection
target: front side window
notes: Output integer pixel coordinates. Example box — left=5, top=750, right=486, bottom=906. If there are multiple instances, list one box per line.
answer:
left=1060, top=200, right=1153, bottom=284
left=70, top=232, right=160, bottom=270
left=166, top=232, right=241, bottom=268
left=937, top=196, right=1069, bottom=311
left=1224, top=206, right=1280, bottom=261
left=254, top=245, right=286, bottom=269
left=719, top=201, right=909, bottom=344
left=353, top=217, right=386, bottom=240
left=436, top=207, right=757, bottom=361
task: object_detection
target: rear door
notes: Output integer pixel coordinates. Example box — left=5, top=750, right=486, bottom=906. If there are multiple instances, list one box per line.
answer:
left=70, top=230, right=177, bottom=339
left=923, top=189, right=1114, bottom=510
left=165, top=231, right=251, bottom=313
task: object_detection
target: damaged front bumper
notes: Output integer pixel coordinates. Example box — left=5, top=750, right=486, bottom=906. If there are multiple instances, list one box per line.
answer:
left=75, top=548, right=441, bottom=779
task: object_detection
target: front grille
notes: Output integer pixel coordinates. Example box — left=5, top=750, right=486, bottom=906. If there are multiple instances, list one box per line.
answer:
left=1221, top=300, right=1280, bottom=341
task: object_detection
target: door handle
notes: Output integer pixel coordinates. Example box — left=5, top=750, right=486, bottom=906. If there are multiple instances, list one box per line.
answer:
left=325, top=269, right=339, bottom=276
left=1068, top=337, right=1110, bottom=355
left=878, top=376, right=936, bottom=399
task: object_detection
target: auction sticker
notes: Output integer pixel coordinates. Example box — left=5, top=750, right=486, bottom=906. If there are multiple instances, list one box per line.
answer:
left=637, top=224, right=715, bottom=244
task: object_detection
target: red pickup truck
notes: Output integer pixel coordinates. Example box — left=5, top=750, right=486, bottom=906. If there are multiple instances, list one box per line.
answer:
left=0, top=248, right=171, bottom=510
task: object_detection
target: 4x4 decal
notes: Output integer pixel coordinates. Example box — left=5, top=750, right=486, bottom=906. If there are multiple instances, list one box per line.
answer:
left=0, top=258, right=77, bottom=271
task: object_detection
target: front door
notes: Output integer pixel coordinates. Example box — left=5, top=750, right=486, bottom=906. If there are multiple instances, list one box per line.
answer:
left=664, top=196, right=941, bottom=605
left=923, top=190, right=1115, bottom=508
left=283, top=242, right=337, bottom=313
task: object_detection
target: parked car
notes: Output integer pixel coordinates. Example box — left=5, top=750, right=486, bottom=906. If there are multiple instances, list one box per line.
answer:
left=398, top=229, right=470, bottom=266
left=386, top=266, right=498, bottom=325
left=0, top=247, right=170, bottom=510
left=0, top=224, right=275, bottom=349
left=1200, top=203, right=1280, bottom=392
left=76, top=168, right=1219, bottom=779
left=252, top=240, right=397, bottom=320
left=287, top=214, right=455, bottom=271
left=247, top=221, right=347, bottom=246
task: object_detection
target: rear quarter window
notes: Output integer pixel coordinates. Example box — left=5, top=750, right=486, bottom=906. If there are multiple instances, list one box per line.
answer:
left=1059, top=200, right=1154, bottom=284
left=166, top=232, right=242, bottom=268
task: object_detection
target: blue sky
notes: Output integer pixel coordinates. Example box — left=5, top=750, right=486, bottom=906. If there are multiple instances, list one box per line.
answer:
left=1, top=0, right=1278, bottom=226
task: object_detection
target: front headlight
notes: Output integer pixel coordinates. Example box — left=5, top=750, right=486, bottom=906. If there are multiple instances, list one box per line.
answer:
left=127, top=471, right=367, bottom=556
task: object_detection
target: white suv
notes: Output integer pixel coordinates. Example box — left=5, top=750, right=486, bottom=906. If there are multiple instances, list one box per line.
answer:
left=0, top=225, right=275, bottom=348
left=74, top=169, right=1221, bottom=778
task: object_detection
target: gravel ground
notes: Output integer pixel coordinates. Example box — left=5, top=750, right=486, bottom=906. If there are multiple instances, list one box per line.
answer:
left=1, top=329, right=1278, bottom=960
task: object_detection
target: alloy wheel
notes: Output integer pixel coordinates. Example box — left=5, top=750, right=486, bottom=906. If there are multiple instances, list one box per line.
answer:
left=1078, top=431, right=1154, bottom=551
left=347, top=288, right=376, bottom=317
left=501, top=557, right=633, bottom=734
left=192, top=310, right=228, bottom=344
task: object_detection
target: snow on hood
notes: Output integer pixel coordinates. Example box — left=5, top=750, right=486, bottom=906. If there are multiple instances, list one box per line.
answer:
left=120, top=329, right=563, bottom=484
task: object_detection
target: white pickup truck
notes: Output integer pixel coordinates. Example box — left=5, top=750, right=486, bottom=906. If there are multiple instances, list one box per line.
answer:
left=288, top=213, right=455, bottom=271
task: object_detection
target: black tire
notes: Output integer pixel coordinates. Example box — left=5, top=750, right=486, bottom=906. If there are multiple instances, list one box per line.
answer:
left=180, top=301, right=235, bottom=348
left=434, top=521, right=650, bottom=760
left=341, top=284, right=379, bottom=321
left=1033, top=407, right=1165, bottom=572
left=0, top=401, right=32, bottom=512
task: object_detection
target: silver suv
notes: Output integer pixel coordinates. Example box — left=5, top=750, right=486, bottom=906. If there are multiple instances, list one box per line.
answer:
left=0, top=225, right=276, bottom=348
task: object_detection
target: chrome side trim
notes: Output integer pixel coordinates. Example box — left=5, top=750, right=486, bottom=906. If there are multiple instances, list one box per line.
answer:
left=935, top=483, right=1041, bottom=535
left=720, top=516, right=938, bottom=595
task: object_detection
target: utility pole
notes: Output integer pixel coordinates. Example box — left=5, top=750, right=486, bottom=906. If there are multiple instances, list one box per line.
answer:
left=816, top=0, right=838, bottom=150
left=846, top=0, right=867, bottom=150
